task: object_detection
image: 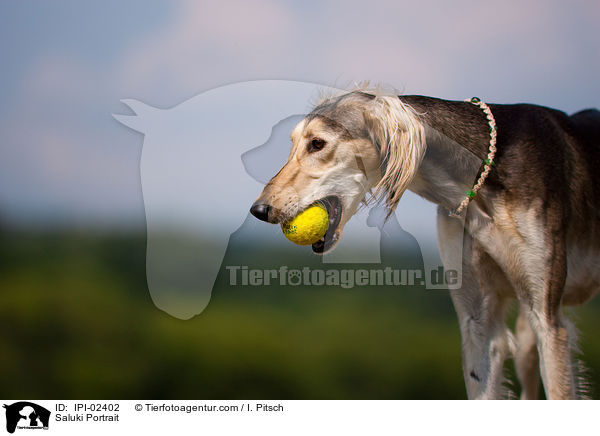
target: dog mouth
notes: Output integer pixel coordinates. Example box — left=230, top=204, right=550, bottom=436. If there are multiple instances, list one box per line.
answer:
left=311, top=196, right=342, bottom=254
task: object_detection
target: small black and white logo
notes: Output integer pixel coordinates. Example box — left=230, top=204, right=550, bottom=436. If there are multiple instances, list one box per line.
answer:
left=3, top=402, right=50, bottom=434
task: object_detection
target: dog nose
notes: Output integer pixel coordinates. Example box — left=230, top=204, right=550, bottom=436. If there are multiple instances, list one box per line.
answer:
left=250, top=203, right=271, bottom=222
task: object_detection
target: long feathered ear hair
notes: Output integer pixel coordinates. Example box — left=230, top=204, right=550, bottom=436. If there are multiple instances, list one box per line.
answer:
left=364, top=95, right=426, bottom=214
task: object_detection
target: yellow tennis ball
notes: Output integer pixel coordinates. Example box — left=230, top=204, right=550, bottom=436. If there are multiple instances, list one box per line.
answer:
left=281, top=204, right=329, bottom=245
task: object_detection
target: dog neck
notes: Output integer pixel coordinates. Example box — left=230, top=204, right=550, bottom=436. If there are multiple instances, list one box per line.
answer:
left=401, top=96, right=491, bottom=212
left=408, top=125, right=484, bottom=211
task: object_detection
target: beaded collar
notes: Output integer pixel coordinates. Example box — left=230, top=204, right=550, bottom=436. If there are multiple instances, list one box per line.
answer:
left=449, top=97, right=498, bottom=217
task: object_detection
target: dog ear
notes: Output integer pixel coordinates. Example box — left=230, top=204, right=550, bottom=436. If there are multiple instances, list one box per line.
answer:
left=364, top=96, right=426, bottom=214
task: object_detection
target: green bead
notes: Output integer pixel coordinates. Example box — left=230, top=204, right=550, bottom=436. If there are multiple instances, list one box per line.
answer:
left=467, top=190, right=476, bottom=198
left=471, top=97, right=481, bottom=103
left=484, top=158, right=495, bottom=166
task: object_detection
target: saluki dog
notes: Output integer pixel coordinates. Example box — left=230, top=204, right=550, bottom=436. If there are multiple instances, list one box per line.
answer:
left=249, top=89, right=600, bottom=399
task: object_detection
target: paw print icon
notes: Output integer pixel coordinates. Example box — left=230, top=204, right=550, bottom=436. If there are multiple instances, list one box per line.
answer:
left=286, top=270, right=303, bottom=286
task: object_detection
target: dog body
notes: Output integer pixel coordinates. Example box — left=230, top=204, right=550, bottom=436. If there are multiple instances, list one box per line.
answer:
left=250, top=91, right=600, bottom=399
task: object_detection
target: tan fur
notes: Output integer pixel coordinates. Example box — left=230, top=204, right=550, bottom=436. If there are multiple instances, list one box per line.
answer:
left=255, top=116, right=381, bottom=238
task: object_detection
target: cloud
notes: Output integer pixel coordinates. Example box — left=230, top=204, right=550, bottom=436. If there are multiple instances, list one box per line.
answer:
left=115, top=0, right=599, bottom=107
left=116, top=0, right=295, bottom=104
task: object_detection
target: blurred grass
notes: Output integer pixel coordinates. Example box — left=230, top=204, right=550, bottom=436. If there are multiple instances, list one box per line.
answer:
left=0, top=229, right=598, bottom=399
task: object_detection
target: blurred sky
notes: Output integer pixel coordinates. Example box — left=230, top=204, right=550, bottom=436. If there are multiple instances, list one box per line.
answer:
left=0, top=0, right=598, bottom=229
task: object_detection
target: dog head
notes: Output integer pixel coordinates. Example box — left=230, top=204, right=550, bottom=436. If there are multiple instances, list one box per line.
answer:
left=250, top=91, right=425, bottom=253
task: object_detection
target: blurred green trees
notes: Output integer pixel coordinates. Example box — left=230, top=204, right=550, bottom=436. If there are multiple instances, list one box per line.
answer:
left=0, top=231, right=597, bottom=399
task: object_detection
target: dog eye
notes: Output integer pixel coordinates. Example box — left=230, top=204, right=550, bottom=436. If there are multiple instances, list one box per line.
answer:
left=309, top=138, right=326, bottom=152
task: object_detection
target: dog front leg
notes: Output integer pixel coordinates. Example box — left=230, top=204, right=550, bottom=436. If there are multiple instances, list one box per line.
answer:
left=451, top=247, right=514, bottom=399
left=515, top=304, right=540, bottom=399
left=502, top=215, right=577, bottom=399
left=438, top=210, right=513, bottom=399
left=520, top=302, right=577, bottom=399
left=476, top=207, right=578, bottom=399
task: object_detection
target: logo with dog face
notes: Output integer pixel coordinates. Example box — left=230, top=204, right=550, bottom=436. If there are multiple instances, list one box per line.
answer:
left=3, top=402, right=50, bottom=434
